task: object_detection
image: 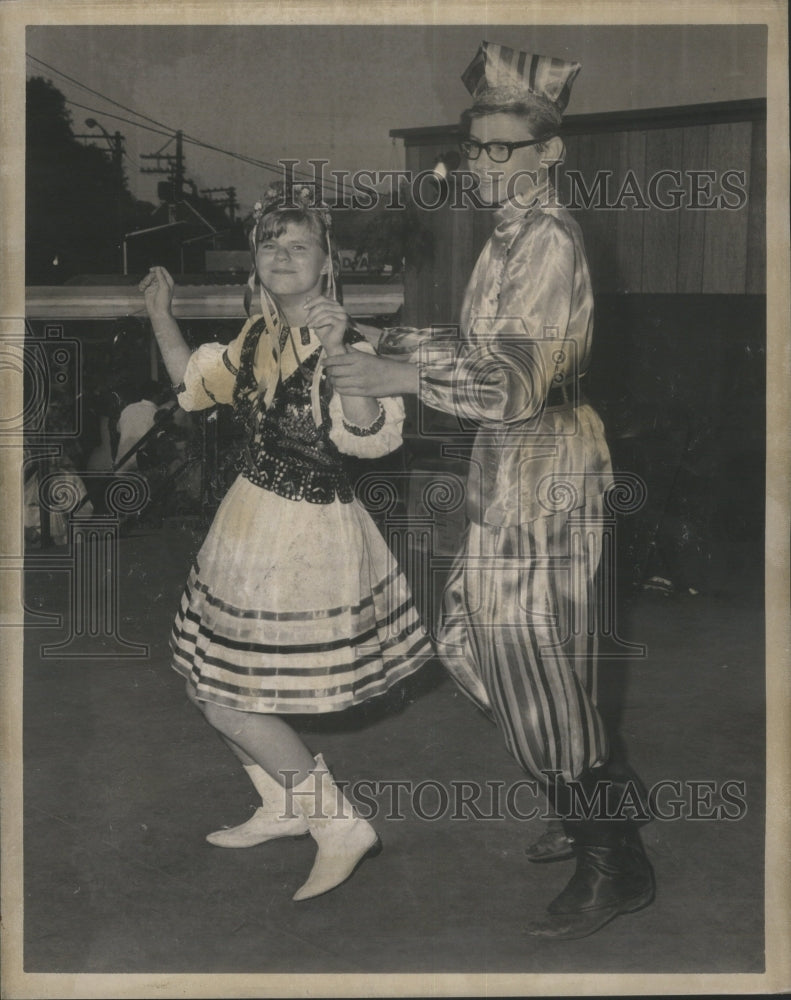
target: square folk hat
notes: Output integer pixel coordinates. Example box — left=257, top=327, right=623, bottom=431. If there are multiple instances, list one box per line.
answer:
left=462, top=41, right=581, bottom=118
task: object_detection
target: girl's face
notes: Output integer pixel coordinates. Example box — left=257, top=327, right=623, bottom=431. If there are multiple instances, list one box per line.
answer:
left=255, top=220, right=329, bottom=300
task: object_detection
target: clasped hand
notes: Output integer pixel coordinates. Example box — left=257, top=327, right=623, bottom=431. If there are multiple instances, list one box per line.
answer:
left=324, top=352, right=419, bottom=397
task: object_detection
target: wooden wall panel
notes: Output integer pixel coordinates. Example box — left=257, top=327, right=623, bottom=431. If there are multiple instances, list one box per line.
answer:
left=415, top=143, right=438, bottom=327
left=583, top=132, right=621, bottom=293
left=566, top=134, right=599, bottom=283
left=409, top=141, right=477, bottom=327
left=560, top=132, right=584, bottom=179
left=413, top=143, right=441, bottom=327
left=615, top=130, right=647, bottom=292
left=402, top=144, right=422, bottom=325
left=447, top=202, right=474, bottom=326
left=676, top=126, right=708, bottom=293
left=701, top=121, right=751, bottom=293
left=396, top=101, right=764, bottom=308
left=402, top=144, right=421, bottom=326
left=641, top=128, right=684, bottom=292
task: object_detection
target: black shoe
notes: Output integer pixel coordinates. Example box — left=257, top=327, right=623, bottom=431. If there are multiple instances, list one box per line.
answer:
left=524, top=823, right=576, bottom=864
left=528, top=842, right=654, bottom=940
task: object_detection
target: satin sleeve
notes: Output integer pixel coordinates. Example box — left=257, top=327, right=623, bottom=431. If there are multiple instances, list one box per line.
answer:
left=175, top=319, right=250, bottom=411
left=327, top=342, right=405, bottom=458
left=417, top=214, right=589, bottom=425
left=376, top=326, right=435, bottom=361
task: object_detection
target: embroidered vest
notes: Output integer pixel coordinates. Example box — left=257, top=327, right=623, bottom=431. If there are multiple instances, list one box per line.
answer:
left=232, top=318, right=358, bottom=504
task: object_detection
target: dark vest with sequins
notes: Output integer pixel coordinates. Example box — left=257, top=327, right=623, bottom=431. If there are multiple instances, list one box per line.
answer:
left=232, top=317, right=358, bottom=504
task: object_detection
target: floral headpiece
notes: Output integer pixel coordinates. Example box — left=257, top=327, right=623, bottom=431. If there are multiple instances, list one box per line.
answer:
left=252, top=181, right=333, bottom=231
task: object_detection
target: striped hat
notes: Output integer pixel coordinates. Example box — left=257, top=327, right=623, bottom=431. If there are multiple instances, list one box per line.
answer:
left=462, top=41, right=581, bottom=117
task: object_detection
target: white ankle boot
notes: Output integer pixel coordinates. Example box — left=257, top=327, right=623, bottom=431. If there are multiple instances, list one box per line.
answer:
left=206, top=763, right=308, bottom=848
left=291, top=754, right=380, bottom=901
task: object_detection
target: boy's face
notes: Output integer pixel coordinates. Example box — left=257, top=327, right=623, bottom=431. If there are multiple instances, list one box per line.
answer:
left=466, top=112, right=549, bottom=207
left=255, top=220, right=328, bottom=300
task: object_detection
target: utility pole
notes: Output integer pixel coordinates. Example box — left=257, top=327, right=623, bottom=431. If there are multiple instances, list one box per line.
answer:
left=174, top=131, right=184, bottom=202
left=75, top=118, right=127, bottom=270
left=200, top=186, right=238, bottom=223
left=141, top=131, right=186, bottom=221
left=111, top=132, right=124, bottom=175
left=77, top=118, right=125, bottom=184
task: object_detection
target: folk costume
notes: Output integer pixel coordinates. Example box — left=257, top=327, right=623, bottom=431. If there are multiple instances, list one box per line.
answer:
left=165, top=187, right=431, bottom=897
left=377, top=43, right=654, bottom=938
left=171, top=191, right=431, bottom=711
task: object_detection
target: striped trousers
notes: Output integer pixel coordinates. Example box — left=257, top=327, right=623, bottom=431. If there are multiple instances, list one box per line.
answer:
left=437, top=500, right=610, bottom=784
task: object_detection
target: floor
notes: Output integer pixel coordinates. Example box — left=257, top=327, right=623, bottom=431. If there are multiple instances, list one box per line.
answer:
left=21, top=521, right=765, bottom=976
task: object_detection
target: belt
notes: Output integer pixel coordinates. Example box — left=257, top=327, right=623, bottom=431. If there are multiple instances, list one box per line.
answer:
left=545, top=377, right=585, bottom=410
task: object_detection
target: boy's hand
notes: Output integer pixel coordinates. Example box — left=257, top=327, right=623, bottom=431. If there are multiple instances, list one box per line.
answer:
left=324, top=351, right=419, bottom=397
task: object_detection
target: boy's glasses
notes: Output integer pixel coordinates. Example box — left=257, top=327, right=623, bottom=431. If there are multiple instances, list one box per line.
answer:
left=459, top=136, right=547, bottom=163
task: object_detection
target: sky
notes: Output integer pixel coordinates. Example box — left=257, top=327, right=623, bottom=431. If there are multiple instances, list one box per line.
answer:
left=25, top=24, right=767, bottom=214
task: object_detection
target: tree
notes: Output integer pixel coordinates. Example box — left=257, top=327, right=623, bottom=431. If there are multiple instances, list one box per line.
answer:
left=330, top=183, right=434, bottom=277
left=353, top=183, right=433, bottom=275
left=26, top=77, right=148, bottom=283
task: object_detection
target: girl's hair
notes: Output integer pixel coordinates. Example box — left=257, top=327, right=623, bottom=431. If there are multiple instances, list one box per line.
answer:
left=460, top=97, right=561, bottom=148
left=254, top=205, right=329, bottom=248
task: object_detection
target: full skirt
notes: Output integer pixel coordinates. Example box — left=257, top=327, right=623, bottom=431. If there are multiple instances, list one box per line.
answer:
left=171, top=475, right=432, bottom=713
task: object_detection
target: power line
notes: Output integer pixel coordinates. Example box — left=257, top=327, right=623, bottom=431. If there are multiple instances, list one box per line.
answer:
left=62, top=101, right=358, bottom=199
left=28, top=53, right=184, bottom=137
left=64, top=98, right=174, bottom=139
left=63, top=97, right=283, bottom=177
left=29, top=52, right=360, bottom=198
left=123, top=149, right=141, bottom=171
left=59, top=99, right=317, bottom=184
left=30, top=52, right=287, bottom=175
left=31, top=54, right=318, bottom=183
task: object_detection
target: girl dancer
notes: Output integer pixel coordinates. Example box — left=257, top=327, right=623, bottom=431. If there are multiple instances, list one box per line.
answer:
left=140, top=183, right=431, bottom=900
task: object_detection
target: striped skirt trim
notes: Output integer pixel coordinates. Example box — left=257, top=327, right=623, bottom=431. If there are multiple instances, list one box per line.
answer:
left=171, top=631, right=431, bottom=713
left=170, top=564, right=433, bottom=713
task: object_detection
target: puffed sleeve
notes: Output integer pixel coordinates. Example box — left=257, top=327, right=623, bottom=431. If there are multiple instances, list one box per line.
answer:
left=417, top=214, right=590, bottom=425
left=175, top=319, right=250, bottom=411
left=327, top=342, right=405, bottom=458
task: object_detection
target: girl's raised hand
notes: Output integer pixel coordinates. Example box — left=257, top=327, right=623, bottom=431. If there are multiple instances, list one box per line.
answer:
left=139, top=266, right=175, bottom=319
left=304, top=295, right=349, bottom=355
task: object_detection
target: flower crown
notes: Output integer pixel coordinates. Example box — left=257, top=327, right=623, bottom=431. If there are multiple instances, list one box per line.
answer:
left=252, top=181, right=333, bottom=232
